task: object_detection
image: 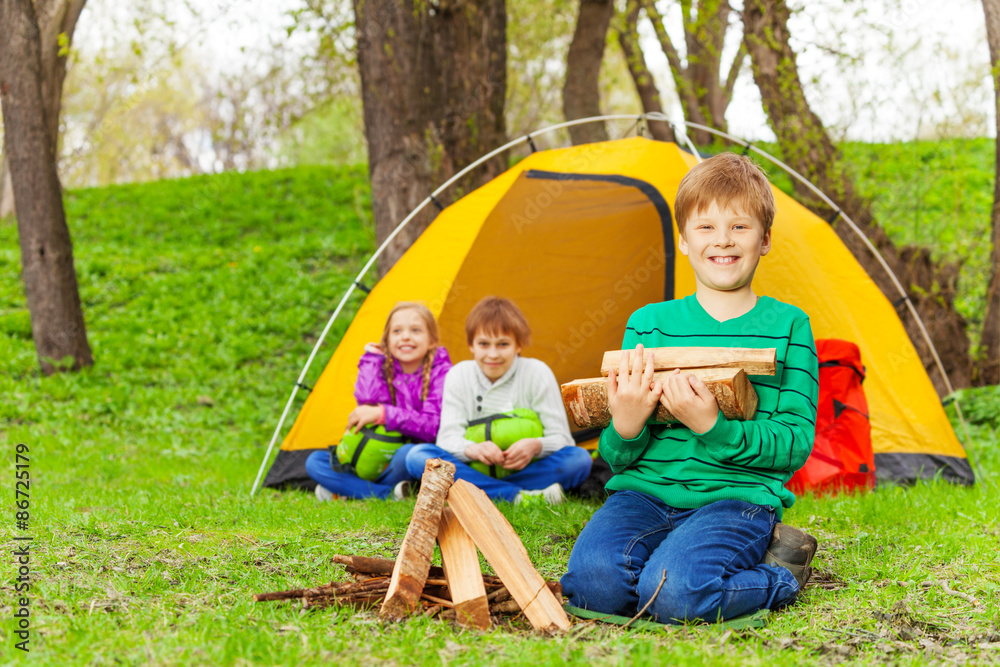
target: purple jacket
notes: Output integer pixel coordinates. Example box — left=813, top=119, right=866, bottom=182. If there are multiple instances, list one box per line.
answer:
left=354, top=346, right=452, bottom=443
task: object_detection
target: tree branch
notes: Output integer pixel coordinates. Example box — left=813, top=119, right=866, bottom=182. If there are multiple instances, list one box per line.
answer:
left=62, top=0, right=88, bottom=44
left=641, top=0, right=698, bottom=113
left=723, top=40, right=745, bottom=107
left=641, top=0, right=684, bottom=76
left=615, top=0, right=674, bottom=141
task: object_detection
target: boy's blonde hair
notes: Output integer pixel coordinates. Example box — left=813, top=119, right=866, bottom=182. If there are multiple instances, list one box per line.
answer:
left=675, top=152, right=776, bottom=235
left=465, top=296, right=532, bottom=347
left=379, top=302, right=440, bottom=404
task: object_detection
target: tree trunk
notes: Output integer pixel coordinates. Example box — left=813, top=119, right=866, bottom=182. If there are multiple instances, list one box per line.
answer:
left=615, top=0, right=675, bottom=142
left=642, top=0, right=744, bottom=146
left=0, top=0, right=87, bottom=219
left=0, top=0, right=93, bottom=373
left=563, top=0, right=614, bottom=145
left=353, top=0, right=507, bottom=274
left=980, top=0, right=1000, bottom=386
left=743, top=0, right=972, bottom=395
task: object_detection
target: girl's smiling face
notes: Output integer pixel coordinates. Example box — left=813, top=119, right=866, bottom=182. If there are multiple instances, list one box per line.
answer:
left=386, top=307, right=431, bottom=373
left=678, top=200, right=771, bottom=296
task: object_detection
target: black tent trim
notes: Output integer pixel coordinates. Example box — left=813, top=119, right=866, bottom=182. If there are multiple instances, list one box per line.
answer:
left=262, top=448, right=322, bottom=492
left=525, top=169, right=676, bottom=301
left=874, top=452, right=975, bottom=487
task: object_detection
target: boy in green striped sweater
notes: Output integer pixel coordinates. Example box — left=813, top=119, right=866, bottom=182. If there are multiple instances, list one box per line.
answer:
left=561, top=152, right=819, bottom=624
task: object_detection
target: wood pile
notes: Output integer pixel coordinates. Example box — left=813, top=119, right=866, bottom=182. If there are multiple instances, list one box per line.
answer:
left=561, top=346, right=775, bottom=428
left=253, top=459, right=571, bottom=633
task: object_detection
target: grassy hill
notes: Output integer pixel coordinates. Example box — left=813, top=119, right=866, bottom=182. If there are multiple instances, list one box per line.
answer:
left=0, top=154, right=998, bottom=664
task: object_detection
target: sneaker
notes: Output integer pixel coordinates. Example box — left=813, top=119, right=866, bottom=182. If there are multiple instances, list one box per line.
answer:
left=315, top=485, right=335, bottom=502
left=514, top=482, right=565, bottom=506
left=763, top=523, right=818, bottom=590
left=392, top=480, right=412, bottom=501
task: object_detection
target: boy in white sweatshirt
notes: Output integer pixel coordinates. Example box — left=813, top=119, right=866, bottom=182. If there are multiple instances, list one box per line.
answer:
left=405, top=296, right=592, bottom=504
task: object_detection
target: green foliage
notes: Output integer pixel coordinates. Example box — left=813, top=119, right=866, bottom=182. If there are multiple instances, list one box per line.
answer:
left=1, top=160, right=998, bottom=664
left=844, top=138, right=994, bottom=339
left=277, top=97, right=368, bottom=167
left=949, top=385, right=1000, bottom=431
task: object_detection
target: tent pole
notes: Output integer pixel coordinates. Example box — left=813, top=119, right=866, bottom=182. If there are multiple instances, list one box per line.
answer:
left=249, top=284, right=358, bottom=496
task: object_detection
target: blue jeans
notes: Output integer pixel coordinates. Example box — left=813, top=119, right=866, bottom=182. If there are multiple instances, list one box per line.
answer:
left=561, top=490, right=798, bottom=623
left=405, top=445, right=593, bottom=503
left=304, top=445, right=417, bottom=500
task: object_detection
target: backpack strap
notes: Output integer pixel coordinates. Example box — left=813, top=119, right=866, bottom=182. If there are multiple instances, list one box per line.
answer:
left=345, top=429, right=406, bottom=474
left=819, top=360, right=866, bottom=382
left=467, top=412, right=517, bottom=443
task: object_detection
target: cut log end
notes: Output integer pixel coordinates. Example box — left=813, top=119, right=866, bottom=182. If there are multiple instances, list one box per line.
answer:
left=454, top=597, right=491, bottom=630
left=381, top=574, right=425, bottom=619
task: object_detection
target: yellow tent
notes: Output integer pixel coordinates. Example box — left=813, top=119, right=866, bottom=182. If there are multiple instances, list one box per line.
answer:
left=259, top=137, right=973, bottom=490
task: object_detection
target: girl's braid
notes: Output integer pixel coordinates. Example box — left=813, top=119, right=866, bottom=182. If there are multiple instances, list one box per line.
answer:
left=382, top=354, right=397, bottom=405
left=419, top=344, right=438, bottom=402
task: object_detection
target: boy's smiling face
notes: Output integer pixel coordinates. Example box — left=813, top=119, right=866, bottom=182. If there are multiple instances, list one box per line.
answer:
left=470, top=328, right=520, bottom=382
left=679, top=200, right=772, bottom=296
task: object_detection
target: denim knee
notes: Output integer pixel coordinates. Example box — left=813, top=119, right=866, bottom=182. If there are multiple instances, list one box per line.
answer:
left=643, top=568, right=723, bottom=623
left=562, top=533, right=638, bottom=615
left=561, top=447, right=594, bottom=488
left=304, top=450, right=331, bottom=480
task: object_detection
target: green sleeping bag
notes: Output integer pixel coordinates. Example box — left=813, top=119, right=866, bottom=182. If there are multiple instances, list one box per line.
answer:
left=465, top=408, right=543, bottom=479
left=336, top=426, right=407, bottom=480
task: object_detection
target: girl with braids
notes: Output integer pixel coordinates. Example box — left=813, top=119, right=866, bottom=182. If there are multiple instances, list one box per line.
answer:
left=305, top=302, right=452, bottom=500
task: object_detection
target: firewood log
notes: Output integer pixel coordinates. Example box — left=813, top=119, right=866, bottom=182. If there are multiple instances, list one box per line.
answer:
left=601, top=346, right=776, bottom=376
left=562, top=368, right=759, bottom=428
left=380, top=458, right=455, bottom=620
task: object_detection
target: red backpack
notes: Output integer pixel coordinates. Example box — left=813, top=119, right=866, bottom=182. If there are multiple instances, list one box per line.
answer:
left=786, top=339, right=876, bottom=495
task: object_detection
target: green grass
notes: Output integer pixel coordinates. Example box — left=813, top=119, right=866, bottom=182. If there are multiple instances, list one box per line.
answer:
left=1, top=157, right=999, bottom=665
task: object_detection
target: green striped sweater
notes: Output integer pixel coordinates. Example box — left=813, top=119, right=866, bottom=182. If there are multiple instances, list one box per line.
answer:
left=600, top=295, right=818, bottom=518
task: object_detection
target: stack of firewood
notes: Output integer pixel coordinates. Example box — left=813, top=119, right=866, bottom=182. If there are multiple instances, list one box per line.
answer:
left=253, top=554, right=561, bottom=620
left=253, top=459, right=571, bottom=632
left=560, top=346, right=776, bottom=428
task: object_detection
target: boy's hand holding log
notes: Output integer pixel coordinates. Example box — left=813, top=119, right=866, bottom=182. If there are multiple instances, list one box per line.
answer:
left=562, top=346, right=775, bottom=432
left=605, top=344, right=664, bottom=439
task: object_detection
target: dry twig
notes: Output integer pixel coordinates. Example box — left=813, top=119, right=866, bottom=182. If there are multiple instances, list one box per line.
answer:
left=940, top=581, right=980, bottom=606
left=623, top=570, right=667, bottom=628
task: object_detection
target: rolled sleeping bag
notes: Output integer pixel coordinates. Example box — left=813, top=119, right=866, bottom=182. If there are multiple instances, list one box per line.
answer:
left=465, top=408, right=543, bottom=479
left=336, top=425, right=407, bottom=480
